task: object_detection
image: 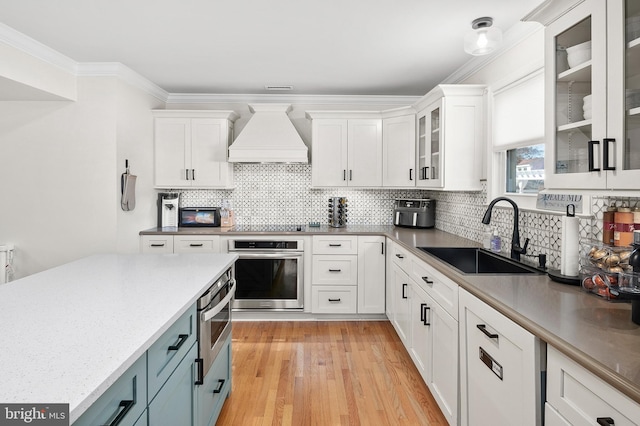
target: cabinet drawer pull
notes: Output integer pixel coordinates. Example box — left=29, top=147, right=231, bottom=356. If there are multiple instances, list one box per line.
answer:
left=422, top=276, right=433, bottom=285
left=420, top=303, right=431, bottom=326
left=402, top=283, right=408, bottom=299
left=328, top=269, right=342, bottom=272
left=395, top=254, right=404, bottom=259
left=597, top=417, right=615, bottom=426
left=329, top=243, right=342, bottom=247
left=328, top=298, right=341, bottom=302
left=476, top=324, right=499, bottom=341
left=195, top=358, right=204, bottom=385
left=588, top=140, right=601, bottom=172
left=213, top=379, right=226, bottom=394
left=107, top=399, right=134, bottom=426
left=150, top=243, right=165, bottom=247
left=168, top=334, right=189, bottom=351
left=189, top=243, right=204, bottom=247
left=603, top=138, right=616, bottom=171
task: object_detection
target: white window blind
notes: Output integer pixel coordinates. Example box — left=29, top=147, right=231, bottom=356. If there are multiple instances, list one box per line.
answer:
left=493, top=71, right=544, bottom=149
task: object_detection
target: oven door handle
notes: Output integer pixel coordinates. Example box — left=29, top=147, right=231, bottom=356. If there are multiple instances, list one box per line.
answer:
left=201, top=282, right=236, bottom=323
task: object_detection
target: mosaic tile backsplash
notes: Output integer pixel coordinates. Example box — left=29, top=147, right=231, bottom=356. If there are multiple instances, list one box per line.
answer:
left=176, top=163, right=639, bottom=270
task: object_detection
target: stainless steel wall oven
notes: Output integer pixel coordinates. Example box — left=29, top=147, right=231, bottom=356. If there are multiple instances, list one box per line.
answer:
left=228, top=239, right=304, bottom=310
left=195, top=266, right=234, bottom=385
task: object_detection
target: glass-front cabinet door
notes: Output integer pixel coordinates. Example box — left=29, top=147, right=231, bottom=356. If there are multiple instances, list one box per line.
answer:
left=544, top=0, right=607, bottom=189
left=543, top=0, right=640, bottom=189
left=607, top=0, right=640, bottom=189
left=416, top=100, right=443, bottom=188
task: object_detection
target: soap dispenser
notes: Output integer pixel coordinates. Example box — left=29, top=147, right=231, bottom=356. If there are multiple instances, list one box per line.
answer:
left=490, top=228, right=501, bottom=253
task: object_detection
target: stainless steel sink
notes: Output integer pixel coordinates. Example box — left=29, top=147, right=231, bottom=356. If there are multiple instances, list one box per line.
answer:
left=418, top=247, right=543, bottom=275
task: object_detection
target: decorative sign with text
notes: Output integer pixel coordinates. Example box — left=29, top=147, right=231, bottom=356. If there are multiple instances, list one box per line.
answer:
left=536, top=193, right=583, bottom=214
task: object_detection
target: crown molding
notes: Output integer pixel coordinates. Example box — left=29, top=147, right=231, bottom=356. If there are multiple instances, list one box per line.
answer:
left=166, top=92, right=421, bottom=106
left=0, top=22, right=77, bottom=74
left=442, top=22, right=544, bottom=85
left=76, top=62, right=168, bottom=102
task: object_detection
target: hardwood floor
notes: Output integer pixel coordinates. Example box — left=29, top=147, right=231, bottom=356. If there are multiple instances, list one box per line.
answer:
left=216, top=321, right=447, bottom=425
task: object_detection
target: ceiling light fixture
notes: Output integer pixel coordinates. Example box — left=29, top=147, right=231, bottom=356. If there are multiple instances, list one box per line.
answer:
left=464, top=17, right=502, bottom=56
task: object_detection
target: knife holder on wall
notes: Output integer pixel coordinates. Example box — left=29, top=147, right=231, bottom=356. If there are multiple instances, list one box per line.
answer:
left=328, top=197, right=348, bottom=228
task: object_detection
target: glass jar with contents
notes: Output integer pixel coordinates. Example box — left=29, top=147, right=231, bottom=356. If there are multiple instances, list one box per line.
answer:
left=614, top=205, right=634, bottom=246
left=602, top=203, right=617, bottom=245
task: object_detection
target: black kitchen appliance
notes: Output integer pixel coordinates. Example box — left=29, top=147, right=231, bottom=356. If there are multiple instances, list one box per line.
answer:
left=393, top=199, right=435, bottom=228
left=179, top=207, right=221, bottom=227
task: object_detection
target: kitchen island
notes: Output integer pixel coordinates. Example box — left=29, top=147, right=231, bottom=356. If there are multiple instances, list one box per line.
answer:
left=0, top=253, right=237, bottom=424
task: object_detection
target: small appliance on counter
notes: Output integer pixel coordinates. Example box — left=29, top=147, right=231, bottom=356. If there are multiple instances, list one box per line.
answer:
left=157, top=192, right=180, bottom=228
left=393, top=199, right=435, bottom=229
left=179, top=207, right=221, bottom=227
left=328, top=197, right=347, bottom=228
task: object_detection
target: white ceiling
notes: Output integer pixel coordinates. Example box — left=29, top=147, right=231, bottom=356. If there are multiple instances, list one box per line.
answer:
left=0, top=0, right=544, bottom=97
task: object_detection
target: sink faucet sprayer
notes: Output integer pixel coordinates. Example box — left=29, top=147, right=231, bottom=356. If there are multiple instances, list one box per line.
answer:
left=482, top=197, right=529, bottom=261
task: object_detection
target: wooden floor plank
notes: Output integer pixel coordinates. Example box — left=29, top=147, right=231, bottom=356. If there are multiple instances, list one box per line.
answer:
left=216, top=321, right=447, bottom=425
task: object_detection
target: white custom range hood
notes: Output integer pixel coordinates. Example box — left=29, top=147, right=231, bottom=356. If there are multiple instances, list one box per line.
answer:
left=228, top=104, right=308, bottom=163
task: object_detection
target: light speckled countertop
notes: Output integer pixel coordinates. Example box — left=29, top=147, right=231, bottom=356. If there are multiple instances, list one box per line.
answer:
left=0, top=253, right=237, bottom=424
left=142, top=225, right=640, bottom=403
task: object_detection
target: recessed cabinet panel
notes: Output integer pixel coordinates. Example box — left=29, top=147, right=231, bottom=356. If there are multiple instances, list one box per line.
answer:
left=546, top=345, right=640, bottom=425
left=383, top=114, right=416, bottom=187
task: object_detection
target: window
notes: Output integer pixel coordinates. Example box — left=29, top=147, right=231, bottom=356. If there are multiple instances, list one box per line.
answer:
left=506, top=144, right=545, bottom=194
left=490, top=69, right=545, bottom=206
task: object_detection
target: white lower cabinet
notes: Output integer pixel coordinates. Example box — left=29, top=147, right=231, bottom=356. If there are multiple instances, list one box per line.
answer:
left=459, top=288, right=543, bottom=426
left=140, top=235, right=220, bottom=254
left=357, top=235, right=385, bottom=313
left=310, top=235, right=385, bottom=314
left=140, top=235, right=174, bottom=253
left=546, top=345, right=640, bottom=425
left=312, top=285, right=358, bottom=313
left=409, top=265, right=458, bottom=426
left=391, top=263, right=411, bottom=345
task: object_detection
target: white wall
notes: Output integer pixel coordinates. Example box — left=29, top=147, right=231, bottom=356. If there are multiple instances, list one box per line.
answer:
left=115, top=81, right=165, bottom=253
left=0, top=76, right=163, bottom=278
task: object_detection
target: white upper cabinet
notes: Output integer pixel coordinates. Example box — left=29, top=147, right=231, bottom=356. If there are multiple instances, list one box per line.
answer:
left=153, top=110, right=238, bottom=189
left=307, top=112, right=382, bottom=187
left=415, top=85, right=485, bottom=191
left=382, top=108, right=416, bottom=187
left=533, top=0, right=640, bottom=189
